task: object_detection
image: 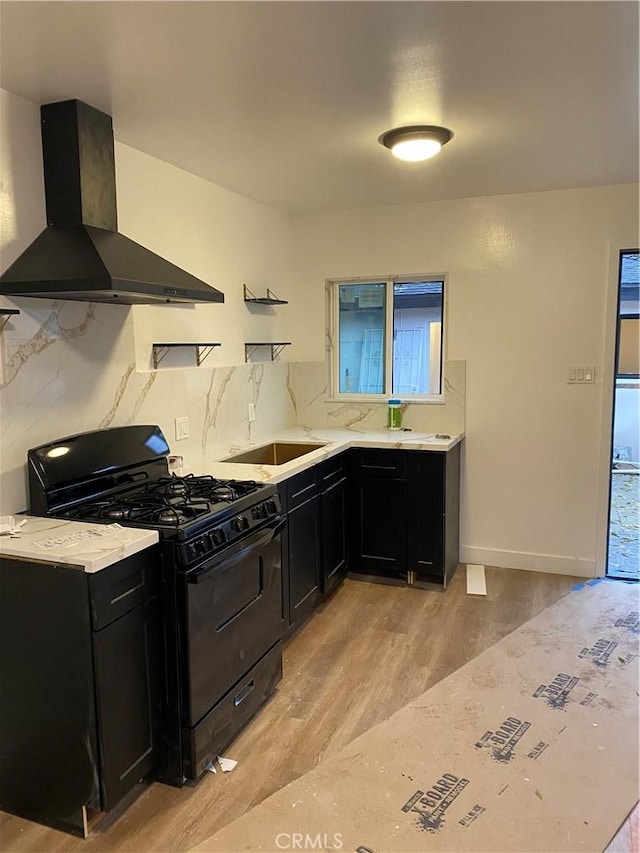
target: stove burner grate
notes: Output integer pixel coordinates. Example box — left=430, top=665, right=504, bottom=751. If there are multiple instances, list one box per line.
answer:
left=61, top=474, right=261, bottom=529
left=146, top=474, right=259, bottom=504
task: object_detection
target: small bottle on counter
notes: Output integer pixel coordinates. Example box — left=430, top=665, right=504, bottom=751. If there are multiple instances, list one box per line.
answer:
left=387, top=398, right=402, bottom=430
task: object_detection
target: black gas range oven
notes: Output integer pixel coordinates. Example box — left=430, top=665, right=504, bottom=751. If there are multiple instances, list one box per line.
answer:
left=27, top=425, right=284, bottom=785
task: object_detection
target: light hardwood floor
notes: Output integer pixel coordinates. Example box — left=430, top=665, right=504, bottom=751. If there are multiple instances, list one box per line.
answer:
left=1, top=567, right=637, bottom=853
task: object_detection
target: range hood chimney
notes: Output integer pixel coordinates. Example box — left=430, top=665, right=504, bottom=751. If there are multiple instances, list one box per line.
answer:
left=0, top=99, right=225, bottom=305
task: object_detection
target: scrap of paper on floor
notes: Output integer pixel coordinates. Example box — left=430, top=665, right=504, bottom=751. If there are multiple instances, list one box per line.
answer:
left=467, top=564, right=487, bottom=596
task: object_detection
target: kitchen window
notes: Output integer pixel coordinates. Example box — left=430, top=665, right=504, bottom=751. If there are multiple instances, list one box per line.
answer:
left=328, top=276, right=446, bottom=401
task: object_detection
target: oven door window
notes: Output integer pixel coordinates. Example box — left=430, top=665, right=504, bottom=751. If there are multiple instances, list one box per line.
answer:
left=183, top=521, right=283, bottom=727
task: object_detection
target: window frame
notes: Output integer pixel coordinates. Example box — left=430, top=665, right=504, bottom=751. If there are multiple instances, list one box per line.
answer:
left=326, top=273, right=448, bottom=403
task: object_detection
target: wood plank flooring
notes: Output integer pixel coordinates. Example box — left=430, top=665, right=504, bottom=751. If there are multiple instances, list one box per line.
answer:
left=1, top=567, right=636, bottom=853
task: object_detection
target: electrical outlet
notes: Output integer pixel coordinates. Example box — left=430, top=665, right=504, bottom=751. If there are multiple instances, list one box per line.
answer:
left=248, top=402, right=256, bottom=423
left=175, top=416, right=190, bottom=441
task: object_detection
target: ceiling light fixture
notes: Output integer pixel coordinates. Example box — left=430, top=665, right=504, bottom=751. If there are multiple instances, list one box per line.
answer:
left=379, top=125, right=453, bottom=162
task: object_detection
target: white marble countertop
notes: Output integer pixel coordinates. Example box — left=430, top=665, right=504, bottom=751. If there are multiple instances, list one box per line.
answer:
left=0, top=516, right=159, bottom=573
left=201, top=427, right=464, bottom=484
left=0, top=429, right=462, bottom=569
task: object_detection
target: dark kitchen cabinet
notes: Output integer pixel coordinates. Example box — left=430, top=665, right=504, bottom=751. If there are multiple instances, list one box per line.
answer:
left=318, top=454, right=348, bottom=596
left=288, top=493, right=321, bottom=625
left=0, top=547, right=162, bottom=836
left=0, top=558, right=100, bottom=837
left=92, top=597, right=161, bottom=810
left=407, top=443, right=461, bottom=585
left=89, top=548, right=163, bottom=811
left=278, top=442, right=460, bottom=634
left=279, top=467, right=321, bottom=636
left=279, top=453, right=349, bottom=638
left=349, top=449, right=408, bottom=580
left=349, top=444, right=461, bottom=587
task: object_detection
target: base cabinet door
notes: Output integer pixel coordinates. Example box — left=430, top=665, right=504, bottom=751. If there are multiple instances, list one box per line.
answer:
left=407, top=445, right=461, bottom=585
left=321, top=475, right=347, bottom=595
left=407, top=451, right=445, bottom=578
left=281, top=455, right=348, bottom=639
left=92, top=598, right=162, bottom=810
left=288, top=494, right=321, bottom=628
left=349, top=476, right=407, bottom=578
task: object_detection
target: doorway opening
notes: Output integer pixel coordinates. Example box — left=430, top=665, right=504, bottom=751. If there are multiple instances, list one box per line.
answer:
left=606, top=250, right=639, bottom=580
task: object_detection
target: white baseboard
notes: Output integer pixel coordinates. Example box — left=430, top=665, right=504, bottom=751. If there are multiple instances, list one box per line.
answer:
left=459, top=546, right=596, bottom=579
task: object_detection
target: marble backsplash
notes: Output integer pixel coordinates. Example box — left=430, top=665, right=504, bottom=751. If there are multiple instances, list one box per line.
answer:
left=287, top=360, right=466, bottom=435
left=0, top=299, right=465, bottom=514
left=0, top=299, right=296, bottom=514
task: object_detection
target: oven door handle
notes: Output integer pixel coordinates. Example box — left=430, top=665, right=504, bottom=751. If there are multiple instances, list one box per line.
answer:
left=186, top=518, right=286, bottom=584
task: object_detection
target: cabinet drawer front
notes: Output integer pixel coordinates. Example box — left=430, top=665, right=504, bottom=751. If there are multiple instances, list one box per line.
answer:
left=350, top=448, right=407, bottom=479
left=317, top=453, right=346, bottom=488
left=286, top=467, right=319, bottom=509
left=89, top=547, right=159, bottom=630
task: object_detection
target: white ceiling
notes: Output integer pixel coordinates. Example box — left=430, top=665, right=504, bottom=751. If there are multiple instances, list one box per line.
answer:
left=0, top=1, right=637, bottom=214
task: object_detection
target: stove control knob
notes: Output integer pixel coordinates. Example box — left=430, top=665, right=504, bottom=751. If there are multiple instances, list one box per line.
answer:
left=211, top=529, right=226, bottom=547
left=252, top=504, right=266, bottom=520
left=266, top=500, right=279, bottom=515
left=232, top=515, right=249, bottom=532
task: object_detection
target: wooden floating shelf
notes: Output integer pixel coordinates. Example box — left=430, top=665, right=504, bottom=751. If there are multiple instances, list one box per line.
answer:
left=152, top=342, right=221, bottom=368
left=0, top=309, right=20, bottom=331
left=243, top=284, right=288, bottom=306
left=244, top=342, right=292, bottom=362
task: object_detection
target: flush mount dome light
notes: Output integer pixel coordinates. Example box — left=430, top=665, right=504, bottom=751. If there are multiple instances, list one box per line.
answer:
left=379, top=125, right=453, bottom=162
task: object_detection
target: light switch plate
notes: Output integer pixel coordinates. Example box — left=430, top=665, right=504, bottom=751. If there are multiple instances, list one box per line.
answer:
left=568, top=365, right=595, bottom=384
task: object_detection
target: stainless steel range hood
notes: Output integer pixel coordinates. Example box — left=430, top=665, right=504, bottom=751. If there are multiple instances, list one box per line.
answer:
left=0, top=100, right=224, bottom=305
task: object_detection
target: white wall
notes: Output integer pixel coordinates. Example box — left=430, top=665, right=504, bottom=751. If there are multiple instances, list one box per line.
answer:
left=290, top=185, right=639, bottom=576
left=0, top=89, right=297, bottom=513
left=115, top=143, right=294, bottom=370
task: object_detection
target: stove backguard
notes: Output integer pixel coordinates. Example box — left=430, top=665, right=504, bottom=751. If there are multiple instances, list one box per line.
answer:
left=28, top=425, right=170, bottom=515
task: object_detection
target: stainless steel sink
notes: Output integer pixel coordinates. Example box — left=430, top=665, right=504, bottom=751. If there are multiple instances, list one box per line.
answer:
left=221, top=441, right=326, bottom=465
